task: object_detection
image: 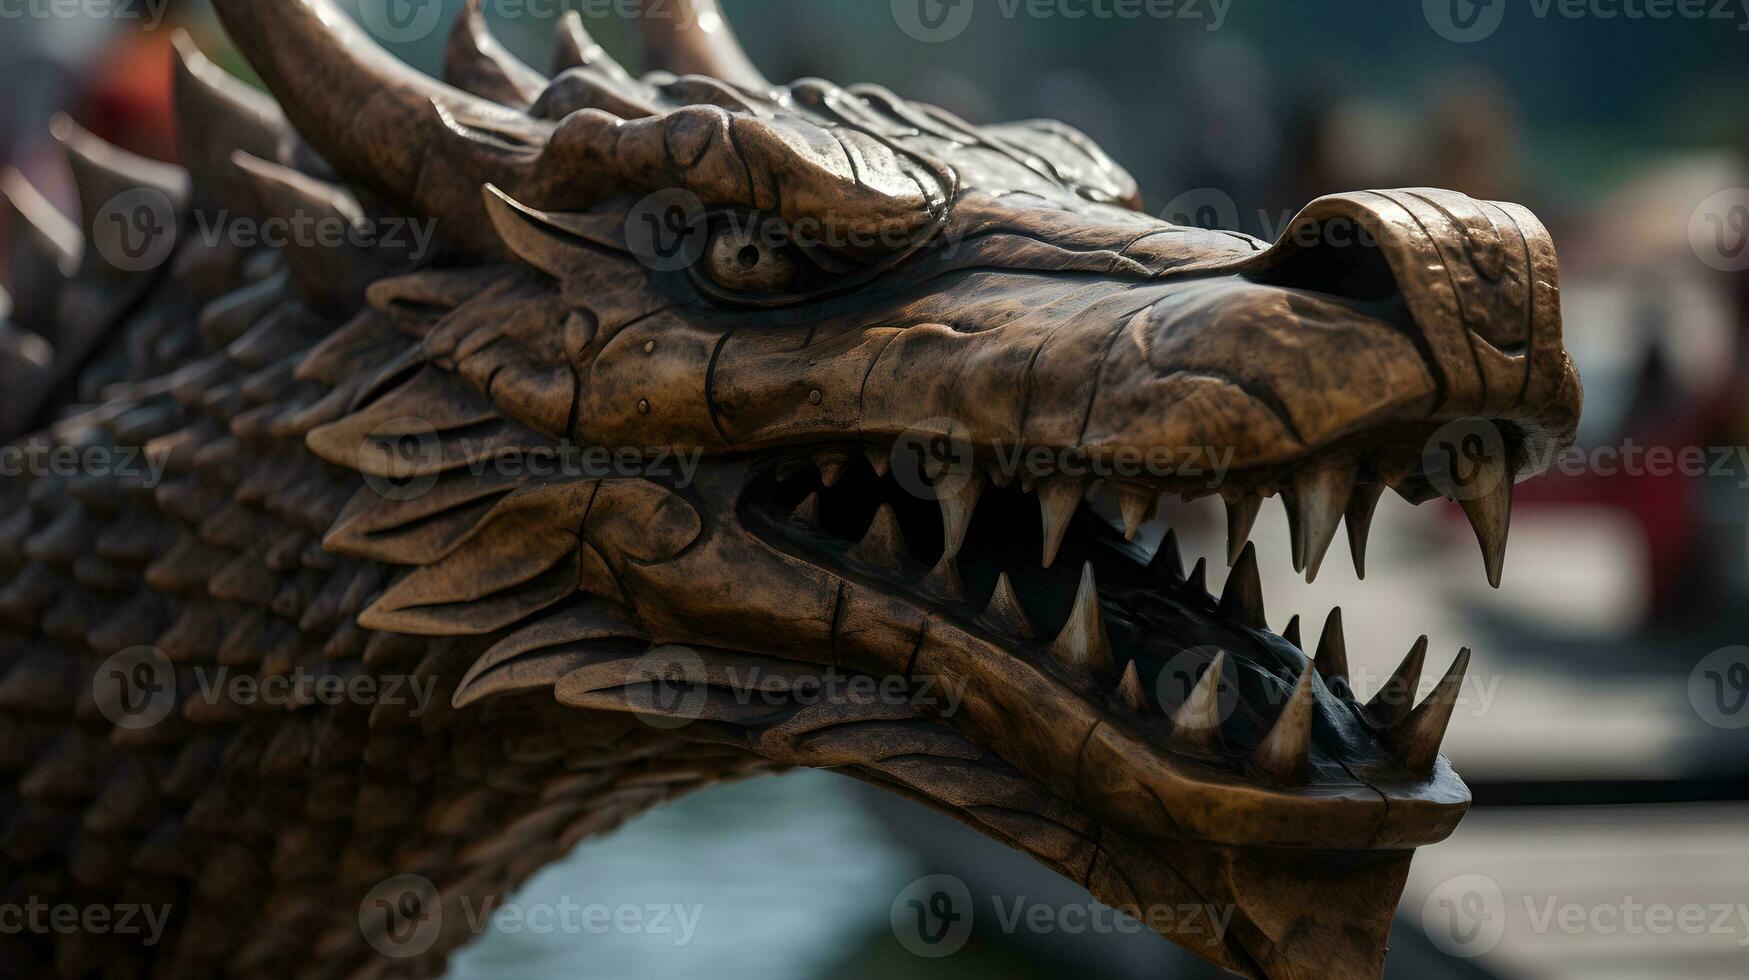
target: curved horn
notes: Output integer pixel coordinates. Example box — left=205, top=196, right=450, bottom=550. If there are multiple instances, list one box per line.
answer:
left=638, top=0, right=770, bottom=91
left=446, top=0, right=549, bottom=107
left=208, top=0, right=552, bottom=253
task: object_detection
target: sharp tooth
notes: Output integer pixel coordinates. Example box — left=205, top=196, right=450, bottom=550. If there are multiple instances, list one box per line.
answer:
left=1344, top=481, right=1385, bottom=579
left=978, top=572, right=1036, bottom=639
left=1457, top=455, right=1513, bottom=588
left=920, top=553, right=967, bottom=604
left=1116, top=485, right=1155, bottom=542
left=1382, top=648, right=1470, bottom=776
left=1184, top=557, right=1208, bottom=597
left=791, top=492, right=823, bottom=529
left=1036, top=475, right=1086, bottom=568
left=1253, top=666, right=1318, bottom=785
left=1050, top=562, right=1112, bottom=674
left=1314, top=607, right=1350, bottom=693
left=1152, top=529, right=1185, bottom=581
left=1295, top=462, right=1356, bottom=583
left=1118, top=660, right=1148, bottom=712
left=1282, top=614, right=1302, bottom=650
left=1223, top=494, right=1263, bottom=566
left=1280, top=490, right=1305, bottom=572
left=937, top=463, right=985, bottom=560
left=846, top=504, right=909, bottom=575
left=1367, top=636, right=1427, bottom=727
left=815, top=449, right=852, bottom=488
left=1217, top=542, right=1267, bottom=630
left=776, top=459, right=811, bottom=482
left=863, top=447, right=890, bottom=478
left=1169, top=652, right=1227, bottom=751
left=988, top=463, right=1014, bottom=489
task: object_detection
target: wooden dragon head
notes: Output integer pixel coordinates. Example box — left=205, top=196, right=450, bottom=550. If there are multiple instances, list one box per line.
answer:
left=0, top=1, right=1581, bottom=976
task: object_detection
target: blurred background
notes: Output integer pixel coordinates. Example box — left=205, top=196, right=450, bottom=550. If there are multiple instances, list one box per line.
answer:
left=4, top=1, right=1748, bottom=977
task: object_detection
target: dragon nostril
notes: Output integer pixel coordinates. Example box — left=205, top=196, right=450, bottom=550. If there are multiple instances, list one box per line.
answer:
left=1248, top=222, right=1402, bottom=304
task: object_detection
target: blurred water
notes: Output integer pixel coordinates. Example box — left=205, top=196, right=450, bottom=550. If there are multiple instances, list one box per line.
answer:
left=451, top=770, right=914, bottom=980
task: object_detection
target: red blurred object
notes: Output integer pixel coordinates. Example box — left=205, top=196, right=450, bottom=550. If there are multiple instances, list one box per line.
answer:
left=74, top=27, right=180, bottom=165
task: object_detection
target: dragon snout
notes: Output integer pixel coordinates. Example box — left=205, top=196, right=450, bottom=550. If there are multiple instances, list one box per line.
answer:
left=1078, top=187, right=1580, bottom=584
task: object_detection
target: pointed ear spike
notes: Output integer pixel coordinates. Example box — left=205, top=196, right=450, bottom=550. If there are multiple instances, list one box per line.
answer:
left=555, top=9, right=634, bottom=80
left=1, top=169, right=81, bottom=333
left=52, top=114, right=190, bottom=241
left=1383, top=648, right=1470, bottom=776
left=447, top=0, right=549, bottom=106
left=208, top=0, right=551, bottom=255
left=231, top=152, right=397, bottom=312
left=481, top=184, right=579, bottom=279
left=1254, top=666, right=1318, bottom=784
left=172, top=29, right=287, bottom=204
left=637, top=0, right=770, bottom=91
left=1282, top=614, right=1302, bottom=650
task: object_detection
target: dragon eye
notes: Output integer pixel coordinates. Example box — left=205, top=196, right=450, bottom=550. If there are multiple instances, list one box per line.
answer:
left=703, top=224, right=800, bottom=293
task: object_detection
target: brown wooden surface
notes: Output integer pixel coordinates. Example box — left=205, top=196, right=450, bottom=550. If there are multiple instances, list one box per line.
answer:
left=0, top=2, right=1582, bottom=977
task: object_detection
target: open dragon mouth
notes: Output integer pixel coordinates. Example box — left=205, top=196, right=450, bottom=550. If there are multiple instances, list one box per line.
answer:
left=741, top=432, right=1501, bottom=785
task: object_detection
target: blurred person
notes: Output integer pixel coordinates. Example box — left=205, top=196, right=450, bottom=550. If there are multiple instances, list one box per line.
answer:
left=1416, top=69, right=1525, bottom=205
